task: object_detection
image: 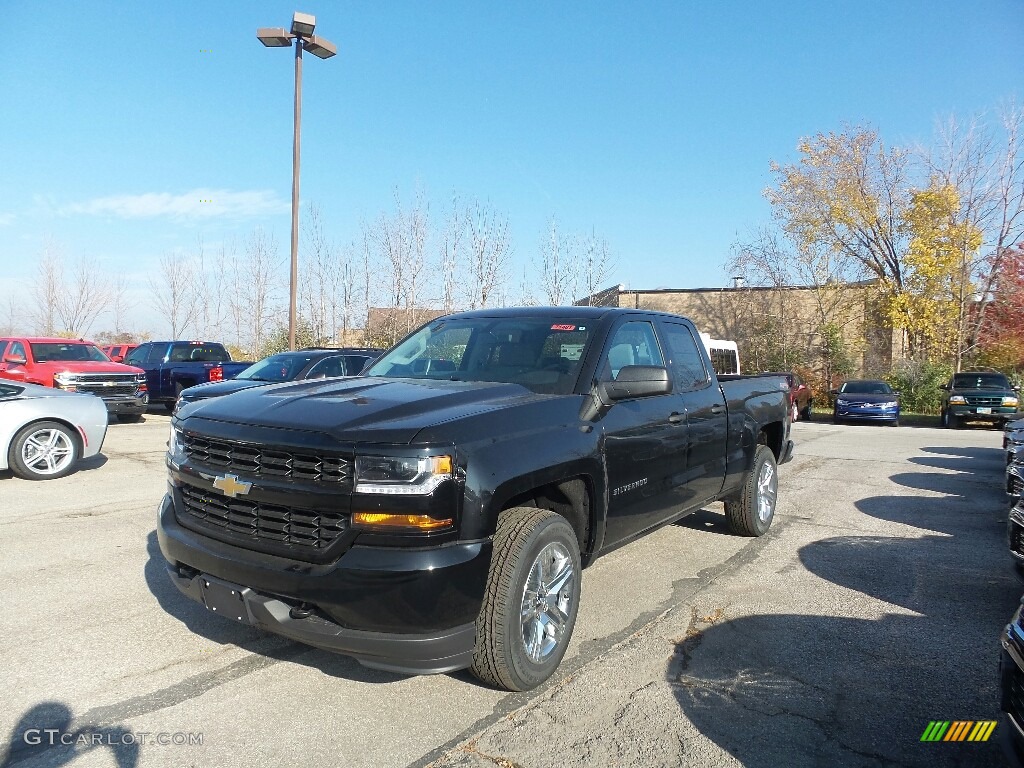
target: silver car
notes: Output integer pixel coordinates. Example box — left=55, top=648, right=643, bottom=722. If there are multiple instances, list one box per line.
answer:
left=0, top=380, right=109, bottom=480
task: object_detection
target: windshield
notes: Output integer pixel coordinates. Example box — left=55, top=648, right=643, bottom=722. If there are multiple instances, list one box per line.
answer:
left=364, top=316, right=593, bottom=395
left=840, top=381, right=893, bottom=395
left=30, top=342, right=109, bottom=363
left=237, top=354, right=314, bottom=382
left=952, top=373, right=1012, bottom=390
left=0, top=382, right=24, bottom=398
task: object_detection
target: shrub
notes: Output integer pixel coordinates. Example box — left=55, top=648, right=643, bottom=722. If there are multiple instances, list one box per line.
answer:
left=885, top=359, right=953, bottom=414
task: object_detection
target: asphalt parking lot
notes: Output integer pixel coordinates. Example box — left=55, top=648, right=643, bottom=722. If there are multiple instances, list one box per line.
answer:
left=0, top=415, right=1017, bottom=767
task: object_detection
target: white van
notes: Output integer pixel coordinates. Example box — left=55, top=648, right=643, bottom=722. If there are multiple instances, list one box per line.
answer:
left=699, top=333, right=741, bottom=375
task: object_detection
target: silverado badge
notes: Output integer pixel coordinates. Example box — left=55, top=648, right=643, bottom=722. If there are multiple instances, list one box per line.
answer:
left=212, top=474, right=252, bottom=498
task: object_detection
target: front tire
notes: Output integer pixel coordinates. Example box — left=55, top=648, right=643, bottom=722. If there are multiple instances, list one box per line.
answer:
left=471, top=507, right=581, bottom=692
left=941, top=409, right=959, bottom=429
left=800, top=402, right=812, bottom=421
left=9, top=421, right=80, bottom=480
left=724, top=445, right=778, bottom=537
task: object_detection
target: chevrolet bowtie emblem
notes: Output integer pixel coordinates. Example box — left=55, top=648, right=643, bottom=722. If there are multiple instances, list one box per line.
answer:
left=212, top=474, right=252, bottom=498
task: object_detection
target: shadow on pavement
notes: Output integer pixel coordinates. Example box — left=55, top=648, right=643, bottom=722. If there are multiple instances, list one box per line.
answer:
left=669, top=440, right=1017, bottom=766
left=0, top=701, right=138, bottom=768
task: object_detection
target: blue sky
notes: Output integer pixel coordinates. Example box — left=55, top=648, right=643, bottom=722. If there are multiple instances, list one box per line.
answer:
left=1, top=1, right=1022, bottom=334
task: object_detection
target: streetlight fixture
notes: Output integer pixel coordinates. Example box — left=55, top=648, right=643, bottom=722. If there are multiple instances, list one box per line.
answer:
left=257, top=12, right=337, bottom=350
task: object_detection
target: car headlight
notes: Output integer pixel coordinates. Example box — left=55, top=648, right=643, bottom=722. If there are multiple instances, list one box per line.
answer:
left=54, top=372, right=80, bottom=391
left=167, top=424, right=183, bottom=458
left=836, top=399, right=849, bottom=406
left=354, top=454, right=454, bottom=495
left=948, top=395, right=967, bottom=405
left=880, top=401, right=898, bottom=409
left=1003, top=396, right=1019, bottom=407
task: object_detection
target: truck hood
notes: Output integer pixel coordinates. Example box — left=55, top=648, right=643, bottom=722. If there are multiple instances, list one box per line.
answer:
left=178, top=376, right=546, bottom=444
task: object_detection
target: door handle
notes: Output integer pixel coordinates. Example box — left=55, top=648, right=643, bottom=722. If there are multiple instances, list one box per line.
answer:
left=710, top=404, right=726, bottom=414
left=669, top=412, right=684, bottom=424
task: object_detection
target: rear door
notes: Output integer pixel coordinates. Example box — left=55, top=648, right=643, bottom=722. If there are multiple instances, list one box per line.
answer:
left=658, top=320, right=728, bottom=506
left=599, top=318, right=690, bottom=546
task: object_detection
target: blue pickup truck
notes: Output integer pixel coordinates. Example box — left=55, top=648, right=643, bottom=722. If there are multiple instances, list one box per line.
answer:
left=124, top=341, right=250, bottom=410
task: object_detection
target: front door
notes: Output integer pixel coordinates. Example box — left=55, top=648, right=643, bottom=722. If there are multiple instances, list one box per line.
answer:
left=599, top=319, right=690, bottom=546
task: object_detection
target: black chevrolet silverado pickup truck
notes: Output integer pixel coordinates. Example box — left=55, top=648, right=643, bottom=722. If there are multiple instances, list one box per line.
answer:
left=158, top=307, right=793, bottom=690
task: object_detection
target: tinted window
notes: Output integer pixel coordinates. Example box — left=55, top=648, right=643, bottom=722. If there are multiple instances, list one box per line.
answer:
left=305, top=355, right=347, bottom=379
left=9, top=342, right=27, bottom=361
left=598, top=321, right=664, bottom=382
left=0, top=382, right=23, bottom=397
left=146, top=345, right=169, bottom=364
left=169, top=343, right=229, bottom=362
left=951, top=373, right=1012, bottom=389
left=124, top=345, right=147, bottom=365
left=343, top=355, right=373, bottom=375
left=239, top=354, right=313, bottom=382
left=840, top=380, right=893, bottom=395
left=30, top=342, right=108, bottom=362
left=660, top=322, right=710, bottom=392
left=0, top=341, right=8, bottom=358
left=365, top=316, right=591, bottom=395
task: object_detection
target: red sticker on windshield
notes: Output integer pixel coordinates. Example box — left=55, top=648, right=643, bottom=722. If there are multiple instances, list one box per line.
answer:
left=551, top=324, right=576, bottom=331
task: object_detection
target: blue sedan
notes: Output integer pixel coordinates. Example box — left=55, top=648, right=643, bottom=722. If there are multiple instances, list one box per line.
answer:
left=831, top=380, right=901, bottom=426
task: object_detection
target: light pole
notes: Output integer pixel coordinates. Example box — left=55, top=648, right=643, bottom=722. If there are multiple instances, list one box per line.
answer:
left=257, top=12, right=337, bottom=350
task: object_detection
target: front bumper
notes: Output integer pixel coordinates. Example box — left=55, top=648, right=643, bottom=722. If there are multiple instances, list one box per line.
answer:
left=100, top=393, right=148, bottom=414
left=834, top=405, right=899, bottom=421
left=156, top=493, right=490, bottom=675
left=949, top=405, right=1018, bottom=423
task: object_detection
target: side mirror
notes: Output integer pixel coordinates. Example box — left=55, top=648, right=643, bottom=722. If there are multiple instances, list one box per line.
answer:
left=939, top=384, right=950, bottom=390
left=828, top=389, right=838, bottom=397
left=3, top=355, right=26, bottom=366
left=580, top=366, right=672, bottom=421
left=893, top=390, right=901, bottom=397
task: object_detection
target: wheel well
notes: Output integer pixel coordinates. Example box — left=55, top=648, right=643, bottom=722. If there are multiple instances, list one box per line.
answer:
left=500, top=477, right=593, bottom=561
left=760, top=422, right=784, bottom=461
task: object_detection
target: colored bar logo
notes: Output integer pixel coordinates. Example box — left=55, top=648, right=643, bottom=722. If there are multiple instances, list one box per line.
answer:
left=920, top=721, right=997, bottom=742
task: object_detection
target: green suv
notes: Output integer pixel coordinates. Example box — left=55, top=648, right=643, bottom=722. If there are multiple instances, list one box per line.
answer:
left=940, top=370, right=1019, bottom=428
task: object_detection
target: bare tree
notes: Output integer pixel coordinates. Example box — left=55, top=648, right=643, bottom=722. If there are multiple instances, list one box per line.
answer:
left=440, top=192, right=464, bottom=314
left=578, top=230, right=616, bottom=304
left=190, top=238, right=231, bottom=342
left=151, top=251, right=196, bottom=338
left=466, top=199, right=511, bottom=309
left=109, top=273, right=135, bottom=337
left=53, top=257, right=112, bottom=337
left=537, top=218, right=578, bottom=305
left=235, top=228, right=281, bottom=357
left=30, top=243, right=63, bottom=335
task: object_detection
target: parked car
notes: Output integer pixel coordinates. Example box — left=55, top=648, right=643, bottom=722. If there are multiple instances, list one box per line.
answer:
left=0, top=337, right=148, bottom=422
left=1000, top=599, right=1024, bottom=762
left=940, top=370, right=1019, bottom=428
left=160, top=306, right=793, bottom=691
left=0, top=380, right=108, bottom=480
left=101, top=343, right=139, bottom=363
left=1006, top=418, right=1024, bottom=464
left=175, top=347, right=382, bottom=411
left=830, top=380, right=901, bottom=426
left=123, top=341, right=251, bottom=410
left=762, top=371, right=813, bottom=421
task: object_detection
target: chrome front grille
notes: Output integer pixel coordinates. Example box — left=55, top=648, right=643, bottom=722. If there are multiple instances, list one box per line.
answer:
left=965, top=395, right=1003, bottom=407
left=181, top=433, right=352, bottom=486
left=179, top=484, right=347, bottom=550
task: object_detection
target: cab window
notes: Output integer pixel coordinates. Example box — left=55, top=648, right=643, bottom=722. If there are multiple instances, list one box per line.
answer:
left=598, top=321, right=664, bottom=382
left=660, top=322, right=711, bottom=392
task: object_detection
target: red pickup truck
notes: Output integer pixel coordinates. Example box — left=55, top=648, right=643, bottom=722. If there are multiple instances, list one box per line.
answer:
left=0, top=337, right=149, bottom=422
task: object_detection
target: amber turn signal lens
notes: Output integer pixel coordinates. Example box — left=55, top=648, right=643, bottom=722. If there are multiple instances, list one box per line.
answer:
left=352, top=512, right=453, bottom=530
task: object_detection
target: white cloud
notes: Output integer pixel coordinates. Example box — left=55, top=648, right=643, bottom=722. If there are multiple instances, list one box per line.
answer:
left=63, top=189, right=289, bottom=220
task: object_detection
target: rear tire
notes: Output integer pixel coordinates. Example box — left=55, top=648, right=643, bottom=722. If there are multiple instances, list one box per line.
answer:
left=9, top=421, right=80, bottom=480
left=471, top=507, right=581, bottom=692
left=724, top=445, right=778, bottom=537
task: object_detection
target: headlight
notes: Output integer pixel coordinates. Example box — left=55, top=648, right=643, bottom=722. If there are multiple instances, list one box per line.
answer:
left=54, top=372, right=79, bottom=390
left=167, top=424, right=182, bottom=458
left=1003, top=396, right=1019, bottom=407
left=836, top=399, right=849, bottom=406
left=948, top=395, right=967, bottom=405
left=880, top=401, right=898, bottom=409
left=355, top=454, right=454, bottom=495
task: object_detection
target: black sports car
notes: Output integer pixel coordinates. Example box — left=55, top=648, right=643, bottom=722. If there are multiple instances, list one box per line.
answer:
left=174, top=347, right=381, bottom=410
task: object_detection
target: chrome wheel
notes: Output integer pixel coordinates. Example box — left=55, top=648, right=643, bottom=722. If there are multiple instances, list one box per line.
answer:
left=520, top=542, right=574, bottom=663
left=756, top=461, right=777, bottom=523
left=21, top=427, right=75, bottom=476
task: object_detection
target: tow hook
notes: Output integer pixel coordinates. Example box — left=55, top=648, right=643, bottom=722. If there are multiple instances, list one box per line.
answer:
left=289, top=603, right=314, bottom=619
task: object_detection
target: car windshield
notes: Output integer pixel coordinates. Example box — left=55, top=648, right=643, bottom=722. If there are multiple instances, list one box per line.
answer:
left=237, top=354, right=313, bottom=382
left=951, top=373, right=1012, bottom=389
left=364, top=316, right=593, bottom=395
left=30, top=342, right=109, bottom=362
left=840, top=381, right=893, bottom=395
